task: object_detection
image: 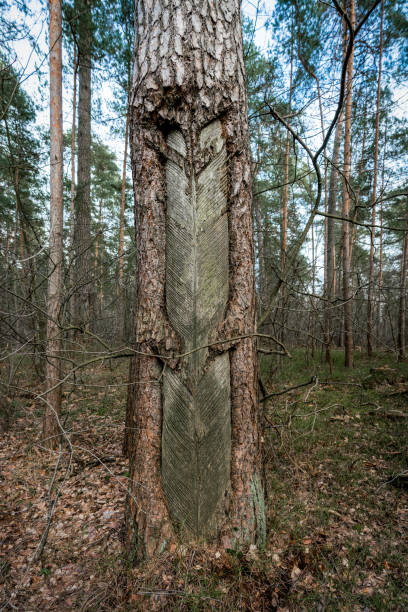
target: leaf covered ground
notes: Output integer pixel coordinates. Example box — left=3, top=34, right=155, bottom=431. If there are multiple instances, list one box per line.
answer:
left=0, top=351, right=407, bottom=610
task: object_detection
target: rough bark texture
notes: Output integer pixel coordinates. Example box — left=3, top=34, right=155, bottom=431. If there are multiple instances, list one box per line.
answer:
left=73, top=0, right=93, bottom=333
left=43, top=0, right=63, bottom=448
left=342, top=2, right=355, bottom=369
left=125, top=0, right=264, bottom=561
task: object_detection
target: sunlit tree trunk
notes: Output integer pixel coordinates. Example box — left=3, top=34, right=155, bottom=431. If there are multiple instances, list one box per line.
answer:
left=43, top=0, right=63, bottom=448
left=125, top=0, right=264, bottom=561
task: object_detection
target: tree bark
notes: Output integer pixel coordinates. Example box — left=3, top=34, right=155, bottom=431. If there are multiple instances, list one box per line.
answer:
left=69, top=45, right=78, bottom=303
left=73, top=0, right=93, bottom=334
left=342, top=2, right=355, bottom=368
left=367, top=0, right=384, bottom=357
left=117, top=105, right=130, bottom=341
left=279, top=26, right=294, bottom=349
left=43, top=0, right=63, bottom=448
left=349, top=103, right=367, bottom=263
left=125, top=0, right=264, bottom=561
left=377, top=128, right=387, bottom=345
left=398, top=216, right=408, bottom=361
left=95, top=200, right=102, bottom=317
left=254, top=123, right=267, bottom=315
left=324, top=109, right=343, bottom=366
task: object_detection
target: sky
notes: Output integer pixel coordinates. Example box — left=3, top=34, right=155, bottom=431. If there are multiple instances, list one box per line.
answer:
left=6, top=0, right=407, bottom=279
left=6, top=1, right=274, bottom=163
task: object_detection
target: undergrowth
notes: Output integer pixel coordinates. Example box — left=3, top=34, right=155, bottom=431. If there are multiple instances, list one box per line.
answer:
left=0, top=351, right=407, bottom=610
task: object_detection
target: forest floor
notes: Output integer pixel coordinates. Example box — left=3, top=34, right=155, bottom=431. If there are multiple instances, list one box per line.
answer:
left=0, top=350, right=407, bottom=611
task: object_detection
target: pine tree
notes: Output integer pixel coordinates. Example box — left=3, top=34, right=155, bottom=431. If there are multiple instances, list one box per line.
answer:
left=125, top=0, right=265, bottom=560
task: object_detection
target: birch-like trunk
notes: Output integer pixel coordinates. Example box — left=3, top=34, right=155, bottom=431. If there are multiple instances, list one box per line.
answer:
left=125, top=0, right=264, bottom=561
left=43, top=0, right=63, bottom=448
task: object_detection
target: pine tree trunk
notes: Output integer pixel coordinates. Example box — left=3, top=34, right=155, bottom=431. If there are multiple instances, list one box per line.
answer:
left=43, top=0, right=63, bottom=448
left=324, top=109, right=343, bottom=366
left=73, top=0, right=93, bottom=335
left=95, top=200, right=102, bottom=318
left=367, top=0, right=384, bottom=357
left=125, top=0, right=265, bottom=561
left=349, top=104, right=367, bottom=263
left=117, top=106, right=130, bottom=342
left=69, top=46, right=78, bottom=300
left=398, top=217, right=408, bottom=361
left=342, top=2, right=355, bottom=368
left=279, top=30, right=293, bottom=349
left=254, top=124, right=266, bottom=314
left=377, top=134, right=386, bottom=344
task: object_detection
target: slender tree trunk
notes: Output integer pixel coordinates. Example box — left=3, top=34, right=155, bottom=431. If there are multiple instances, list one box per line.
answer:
left=298, top=40, right=328, bottom=360
left=398, top=216, right=408, bottom=361
left=125, top=0, right=264, bottom=561
left=69, top=45, right=78, bottom=302
left=95, top=200, right=102, bottom=317
left=367, top=0, right=384, bottom=356
left=43, top=0, right=63, bottom=448
left=342, top=2, right=355, bottom=368
left=117, top=105, right=130, bottom=341
left=255, top=123, right=266, bottom=313
left=311, top=207, right=316, bottom=358
left=73, top=0, right=93, bottom=335
left=325, top=109, right=343, bottom=367
left=377, top=129, right=386, bottom=345
left=280, top=28, right=294, bottom=349
left=349, top=102, right=367, bottom=263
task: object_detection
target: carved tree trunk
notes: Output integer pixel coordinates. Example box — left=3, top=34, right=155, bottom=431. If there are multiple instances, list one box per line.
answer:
left=125, top=0, right=265, bottom=561
left=43, top=0, right=63, bottom=448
